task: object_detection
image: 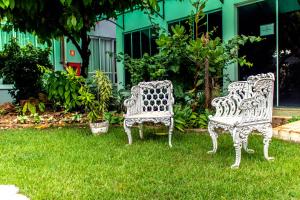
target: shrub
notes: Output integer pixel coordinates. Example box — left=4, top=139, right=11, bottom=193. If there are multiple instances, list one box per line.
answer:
left=174, top=104, right=213, bottom=132
left=288, top=116, right=300, bottom=123
left=0, top=39, right=52, bottom=102
left=42, top=67, right=85, bottom=111
left=109, top=88, right=131, bottom=113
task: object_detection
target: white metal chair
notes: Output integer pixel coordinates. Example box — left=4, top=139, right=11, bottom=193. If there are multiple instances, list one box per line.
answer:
left=123, top=80, right=175, bottom=147
left=207, top=73, right=275, bottom=168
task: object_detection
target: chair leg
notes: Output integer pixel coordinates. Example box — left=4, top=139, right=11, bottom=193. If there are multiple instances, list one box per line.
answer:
left=231, top=128, right=242, bottom=169
left=124, top=120, right=132, bottom=145
left=168, top=118, right=174, bottom=148
left=260, top=124, right=274, bottom=161
left=242, top=133, right=255, bottom=154
left=207, top=121, right=218, bottom=154
left=138, top=124, right=143, bottom=139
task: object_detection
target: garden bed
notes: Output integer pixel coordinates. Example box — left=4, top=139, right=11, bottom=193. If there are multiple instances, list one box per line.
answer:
left=0, top=109, right=88, bottom=130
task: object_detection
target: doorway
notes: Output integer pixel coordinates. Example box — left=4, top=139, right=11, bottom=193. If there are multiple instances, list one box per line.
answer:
left=278, top=1, right=300, bottom=106
left=238, top=0, right=300, bottom=107
left=238, top=0, right=276, bottom=81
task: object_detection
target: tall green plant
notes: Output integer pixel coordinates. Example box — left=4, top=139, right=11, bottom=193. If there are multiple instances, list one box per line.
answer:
left=93, top=70, right=112, bottom=118
left=86, top=70, right=112, bottom=122
left=0, top=39, right=52, bottom=102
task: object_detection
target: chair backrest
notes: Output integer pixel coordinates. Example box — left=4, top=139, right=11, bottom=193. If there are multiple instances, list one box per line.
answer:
left=226, top=81, right=250, bottom=117
left=138, top=80, right=174, bottom=114
left=242, top=73, right=275, bottom=123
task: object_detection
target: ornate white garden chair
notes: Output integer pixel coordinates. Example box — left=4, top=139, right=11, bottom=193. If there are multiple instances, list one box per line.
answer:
left=123, top=80, right=175, bottom=147
left=207, top=73, right=275, bottom=168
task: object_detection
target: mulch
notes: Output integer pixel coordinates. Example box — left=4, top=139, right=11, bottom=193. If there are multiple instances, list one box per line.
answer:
left=0, top=109, right=89, bottom=130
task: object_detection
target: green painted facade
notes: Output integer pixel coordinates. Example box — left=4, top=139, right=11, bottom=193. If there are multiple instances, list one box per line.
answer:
left=116, top=0, right=300, bottom=107
left=116, top=0, right=233, bottom=88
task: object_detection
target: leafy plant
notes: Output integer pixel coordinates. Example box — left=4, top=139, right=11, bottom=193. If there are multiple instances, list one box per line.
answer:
left=0, top=39, right=52, bottom=102
left=123, top=53, right=167, bottom=86
left=71, top=112, right=82, bottom=123
left=85, top=70, right=112, bottom=122
left=174, top=105, right=193, bottom=132
left=0, top=108, right=5, bottom=115
left=197, top=109, right=212, bottom=128
left=104, top=111, right=124, bottom=125
left=17, top=115, right=29, bottom=124
left=109, top=88, right=131, bottom=113
left=32, top=113, right=43, bottom=124
left=174, top=105, right=213, bottom=131
left=288, top=116, right=300, bottom=123
left=42, top=66, right=85, bottom=110
left=22, top=100, right=45, bottom=116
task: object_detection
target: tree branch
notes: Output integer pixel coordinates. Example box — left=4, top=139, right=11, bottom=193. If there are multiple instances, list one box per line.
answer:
left=57, top=23, right=83, bottom=57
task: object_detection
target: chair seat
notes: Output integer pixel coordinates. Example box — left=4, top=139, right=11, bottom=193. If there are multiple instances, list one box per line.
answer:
left=209, top=116, right=242, bottom=126
left=125, top=112, right=172, bottom=119
left=209, top=116, right=270, bottom=127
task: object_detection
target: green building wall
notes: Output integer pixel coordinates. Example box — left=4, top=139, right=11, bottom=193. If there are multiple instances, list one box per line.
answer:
left=116, top=0, right=270, bottom=88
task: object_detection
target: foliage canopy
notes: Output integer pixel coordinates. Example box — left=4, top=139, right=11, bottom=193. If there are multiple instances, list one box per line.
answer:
left=0, top=0, right=158, bottom=77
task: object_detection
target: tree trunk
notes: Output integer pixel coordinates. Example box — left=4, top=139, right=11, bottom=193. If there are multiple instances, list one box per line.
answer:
left=204, top=57, right=211, bottom=109
left=80, top=32, right=91, bottom=78
left=191, top=62, right=201, bottom=111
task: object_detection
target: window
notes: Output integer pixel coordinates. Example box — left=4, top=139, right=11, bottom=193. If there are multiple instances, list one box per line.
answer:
left=207, top=11, right=222, bottom=39
left=88, top=36, right=117, bottom=84
left=124, top=27, right=158, bottom=58
left=168, top=10, right=222, bottom=39
left=168, top=18, right=193, bottom=35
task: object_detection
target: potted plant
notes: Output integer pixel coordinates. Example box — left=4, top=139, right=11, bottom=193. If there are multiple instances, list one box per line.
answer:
left=87, top=70, right=112, bottom=135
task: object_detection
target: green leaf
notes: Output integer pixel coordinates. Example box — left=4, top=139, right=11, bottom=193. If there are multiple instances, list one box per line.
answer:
left=71, top=15, right=77, bottom=26
left=196, top=79, right=204, bottom=87
left=65, top=0, right=72, bottom=6
left=28, top=103, right=36, bottom=115
left=9, top=0, right=15, bottom=9
left=170, top=65, right=180, bottom=73
left=65, top=91, right=70, bottom=100
left=83, top=0, right=92, bottom=7
left=65, top=83, right=69, bottom=91
left=22, top=103, right=28, bottom=115
left=3, top=0, right=9, bottom=7
left=209, top=67, right=216, bottom=73
left=0, top=1, right=5, bottom=8
left=38, top=102, right=45, bottom=112
left=58, top=86, right=64, bottom=97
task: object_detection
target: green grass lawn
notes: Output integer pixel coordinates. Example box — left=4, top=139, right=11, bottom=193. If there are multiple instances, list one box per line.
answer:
left=0, top=127, right=299, bottom=200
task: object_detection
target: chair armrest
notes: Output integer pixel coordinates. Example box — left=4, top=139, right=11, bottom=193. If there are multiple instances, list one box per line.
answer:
left=211, top=96, right=237, bottom=117
left=124, top=86, right=140, bottom=116
left=124, top=98, right=136, bottom=108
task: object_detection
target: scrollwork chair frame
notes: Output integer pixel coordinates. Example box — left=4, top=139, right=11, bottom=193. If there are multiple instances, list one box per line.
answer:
left=207, top=73, right=275, bottom=168
left=123, top=80, right=174, bottom=147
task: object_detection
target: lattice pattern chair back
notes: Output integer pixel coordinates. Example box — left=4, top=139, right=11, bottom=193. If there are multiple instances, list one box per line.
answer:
left=140, top=81, right=174, bottom=114
left=123, top=80, right=175, bottom=147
